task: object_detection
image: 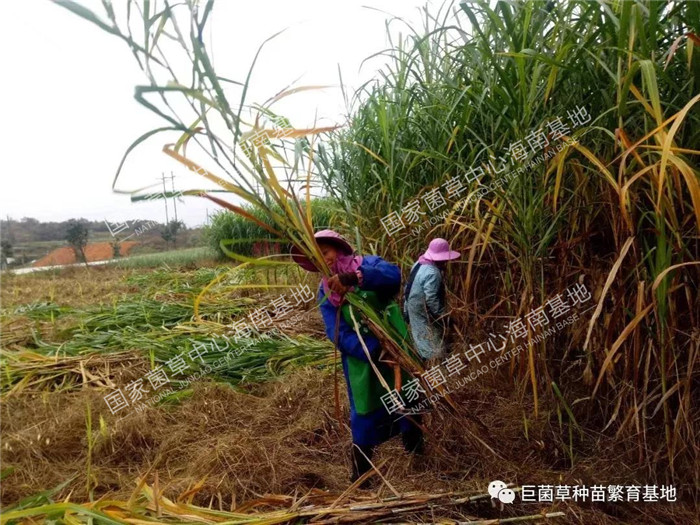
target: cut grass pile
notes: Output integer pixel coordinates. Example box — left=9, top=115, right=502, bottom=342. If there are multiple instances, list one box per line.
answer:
left=1, top=264, right=332, bottom=396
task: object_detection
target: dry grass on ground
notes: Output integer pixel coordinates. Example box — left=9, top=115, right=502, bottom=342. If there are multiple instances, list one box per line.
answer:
left=2, top=364, right=695, bottom=524
left=1, top=266, right=696, bottom=523
left=1, top=265, right=140, bottom=309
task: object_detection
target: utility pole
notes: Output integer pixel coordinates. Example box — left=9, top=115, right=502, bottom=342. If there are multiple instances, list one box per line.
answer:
left=5, top=215, right=13, bottom=243
left=160, top=172, right=170, bottom=224
left=170, top=171, right=178, bottom=223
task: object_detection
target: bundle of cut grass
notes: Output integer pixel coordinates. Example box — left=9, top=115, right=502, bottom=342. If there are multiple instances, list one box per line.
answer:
left=0, top=350, right=145, bottom=396
left=1, top=331, right=334, bottom=396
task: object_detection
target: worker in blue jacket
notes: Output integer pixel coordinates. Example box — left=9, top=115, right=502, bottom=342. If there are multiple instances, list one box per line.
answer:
left=403, top=238, right=461, bottom=361
left=292, top=230, right=424, bottom=485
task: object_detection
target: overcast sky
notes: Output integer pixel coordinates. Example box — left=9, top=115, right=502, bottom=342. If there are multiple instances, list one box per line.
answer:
left=0, top=0, right=443, bottom=228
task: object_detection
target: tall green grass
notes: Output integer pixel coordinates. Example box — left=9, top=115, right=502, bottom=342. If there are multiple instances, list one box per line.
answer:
left=313, top=0, right=700, bottom=482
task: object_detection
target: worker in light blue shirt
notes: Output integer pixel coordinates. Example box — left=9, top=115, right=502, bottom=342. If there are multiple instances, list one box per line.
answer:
left=403, top=238, right=461, bottom=361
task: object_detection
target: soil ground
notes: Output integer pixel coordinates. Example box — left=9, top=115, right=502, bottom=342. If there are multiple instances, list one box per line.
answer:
left=32, top=242, right=140, bottom=267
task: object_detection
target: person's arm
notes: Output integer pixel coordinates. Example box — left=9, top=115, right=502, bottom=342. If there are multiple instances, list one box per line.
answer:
left=423, top=268, right=446, bottom=318
left=356, top=256, right=401, bottom=296
left=319, top=286, right=381, bottom=362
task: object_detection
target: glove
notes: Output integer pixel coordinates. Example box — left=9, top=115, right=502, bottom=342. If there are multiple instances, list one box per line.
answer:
left=338, top=271, right=360, bottom=287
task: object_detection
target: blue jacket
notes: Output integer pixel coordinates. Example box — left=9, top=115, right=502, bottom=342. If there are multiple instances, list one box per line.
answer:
left=319, top=255, right=413, bottom=447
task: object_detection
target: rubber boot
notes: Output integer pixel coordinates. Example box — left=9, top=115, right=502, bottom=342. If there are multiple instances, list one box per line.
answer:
left=402, top=416, right=425, bottom=455
left=350, top=444, right=376, bottom=488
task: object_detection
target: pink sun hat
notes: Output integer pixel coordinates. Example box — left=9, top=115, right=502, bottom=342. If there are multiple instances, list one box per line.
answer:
left=422, top=238, right=460, bottom=262
left=291, top=229, right=354, bottom=272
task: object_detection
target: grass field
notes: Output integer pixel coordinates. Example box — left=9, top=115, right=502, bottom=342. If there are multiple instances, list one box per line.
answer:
left=112, top=246, right=220, bottom=268
left=1, top=262, right=697, bottom=524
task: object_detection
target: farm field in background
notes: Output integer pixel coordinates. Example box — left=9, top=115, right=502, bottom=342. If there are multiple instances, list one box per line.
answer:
left=2, top=219, right=206, bottom=270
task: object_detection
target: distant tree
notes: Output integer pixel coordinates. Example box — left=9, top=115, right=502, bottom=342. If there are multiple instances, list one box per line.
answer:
left=161, top=220, right=184, bottom=249
left=1, top=240, right=13, bottom=258
left=111, top=239, right=121, bottom=258
left=66, top=220, right=89, bottom=265
left=2, top=218, right=16, bottom=244
left=0, top=240, right=12, bottom=269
